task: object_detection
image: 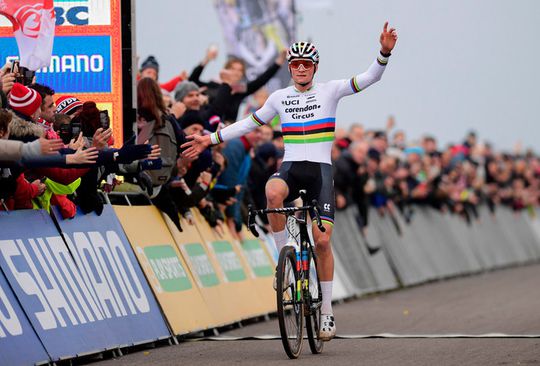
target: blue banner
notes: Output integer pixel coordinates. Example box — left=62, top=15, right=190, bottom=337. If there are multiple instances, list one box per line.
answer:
left=52, top=205, right=171, bottom=346
left=0, top=209, right=118, bottom=361
left=0, top=35, right=112, bottom=93
left=0, top=265, right=50, bottom=366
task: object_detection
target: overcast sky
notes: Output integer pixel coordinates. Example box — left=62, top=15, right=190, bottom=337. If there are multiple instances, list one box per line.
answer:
left=136, top=0, right=540, bottom=152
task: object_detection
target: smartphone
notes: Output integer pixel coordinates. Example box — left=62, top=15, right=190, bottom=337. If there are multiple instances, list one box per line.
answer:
left=11, top=60, right=34, bottom=85
left=71, top=122, right=81, bottom=137
left=10, top=60, right=19, bottom=74
left=99, top=110, right=110, bottom=130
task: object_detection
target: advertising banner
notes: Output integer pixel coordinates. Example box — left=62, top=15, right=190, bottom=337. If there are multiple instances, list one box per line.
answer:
left=0, top=261, right=50, bottom=366
left=0, top=209, right=120, bottom=360
left=52, top=205, right=171, bottom=346
left=241, top=237, right=277, bottom=313
left=0, top=0, right=125, bottom=145
left=113, top=205, right=216, bottom=334
left=191, top=209, right=269, bottom=318
left=163, top=212, right=243, bottom=326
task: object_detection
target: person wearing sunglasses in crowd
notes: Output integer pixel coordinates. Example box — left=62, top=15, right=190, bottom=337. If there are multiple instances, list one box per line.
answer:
left=182, top=22, right=398, bottom=342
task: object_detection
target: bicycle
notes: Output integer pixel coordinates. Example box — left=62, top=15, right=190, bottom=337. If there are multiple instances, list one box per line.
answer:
left=247, top=190, right=326, bottom=359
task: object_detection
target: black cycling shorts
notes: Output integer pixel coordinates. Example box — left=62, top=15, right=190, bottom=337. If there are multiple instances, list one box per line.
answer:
left=268, top=161, right=335, bottom=226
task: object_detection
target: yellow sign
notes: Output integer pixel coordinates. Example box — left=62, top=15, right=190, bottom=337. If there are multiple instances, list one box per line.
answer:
left=163, top=212, right=243, bottom=326
left=191, top=209, right=270, bottom=319
left=113, top=205, right=215, bottom=334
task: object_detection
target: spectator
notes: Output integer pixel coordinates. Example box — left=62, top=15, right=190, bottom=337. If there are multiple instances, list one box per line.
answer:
left=189, top=50, right=287, bottom=122
left=213, top=128, right=262, bottom=239
left=139, top=55, right=187, bottom=92
left=136, top=77, right=185, bottom=229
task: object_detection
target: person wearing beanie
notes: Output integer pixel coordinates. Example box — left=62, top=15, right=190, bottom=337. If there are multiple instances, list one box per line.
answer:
left=174, top=81, right=199, bottom=104
left=55, top=95, right=83, bottom=116
left=140, top=55, right=159, bottom=80
left=9, top=83, right=42, bottom=121
left=138, top=55, right=187, bottom=92
left=173, top=80, right=230, bottom=133
left=177, top=109, right=205, bottom=136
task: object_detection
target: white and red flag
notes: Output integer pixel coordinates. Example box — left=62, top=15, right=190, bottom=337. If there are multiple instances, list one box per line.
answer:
left=0, top=0, right=55, bottom=71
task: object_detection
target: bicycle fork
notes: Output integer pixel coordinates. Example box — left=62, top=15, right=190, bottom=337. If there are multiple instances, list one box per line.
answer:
left=295, top=244, right=311, bottom=302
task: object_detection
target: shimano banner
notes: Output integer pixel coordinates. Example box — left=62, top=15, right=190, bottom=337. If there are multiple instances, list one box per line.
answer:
left=0, top=209, right=119, bottom=360
left=53, top=205, right=171, bottom=346
left=0, top=261, right=50, bottom=366
left=214, top=0, right=296, bottom=91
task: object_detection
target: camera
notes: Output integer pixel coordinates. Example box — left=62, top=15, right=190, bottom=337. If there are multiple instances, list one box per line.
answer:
left=59, top=121, right=82, bottom=144
left=11, top=60, right=35, bottom=86
left=99, top=110, right=110, bottom=130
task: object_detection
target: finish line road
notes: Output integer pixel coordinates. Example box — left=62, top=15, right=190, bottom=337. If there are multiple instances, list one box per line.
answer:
left=99, top=264, right=540, bottom=366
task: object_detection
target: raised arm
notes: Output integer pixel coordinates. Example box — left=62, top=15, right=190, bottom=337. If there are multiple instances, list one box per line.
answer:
left=334, top=21, right=398, bottom=98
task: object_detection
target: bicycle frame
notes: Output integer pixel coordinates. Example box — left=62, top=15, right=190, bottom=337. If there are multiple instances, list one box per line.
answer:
left=248, top=191, right=325, bottom=312
left=248, top=190, right=326, bottom=357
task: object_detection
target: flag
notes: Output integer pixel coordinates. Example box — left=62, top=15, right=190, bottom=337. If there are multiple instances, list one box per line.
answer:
left=214, top=0, right=296, bottom=91
left=0, top=0, right=55, bottom=71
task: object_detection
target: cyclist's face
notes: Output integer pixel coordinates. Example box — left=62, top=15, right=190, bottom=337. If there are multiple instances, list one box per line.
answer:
left=289, top=59, right=316, bottom=85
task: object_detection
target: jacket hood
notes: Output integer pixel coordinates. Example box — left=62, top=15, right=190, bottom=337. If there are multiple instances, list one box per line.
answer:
left=8, top=112, right=44, bottom=143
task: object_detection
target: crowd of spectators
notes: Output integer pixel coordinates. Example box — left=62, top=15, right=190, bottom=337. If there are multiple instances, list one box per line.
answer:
left=1, top=45, right=539, bottom=243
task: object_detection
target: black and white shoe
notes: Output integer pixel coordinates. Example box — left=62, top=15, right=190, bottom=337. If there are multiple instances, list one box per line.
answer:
left=319, top=314, right=336, bottom=341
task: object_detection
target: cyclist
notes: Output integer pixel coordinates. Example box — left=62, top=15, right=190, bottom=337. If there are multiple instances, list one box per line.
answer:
left=182, top=22, right=398, bottom=341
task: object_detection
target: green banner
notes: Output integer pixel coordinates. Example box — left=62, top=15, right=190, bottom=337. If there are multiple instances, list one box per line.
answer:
left=241, top=240, right=274, bottom=277
left=211, top=241, right=247, bottom=282
left=184, top=243, right=220, bottom=287
left=143, top=245, right=192, bottom=292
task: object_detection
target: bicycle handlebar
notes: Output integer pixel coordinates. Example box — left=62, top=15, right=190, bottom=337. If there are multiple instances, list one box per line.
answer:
left=247, top=200, right=326, bottom=238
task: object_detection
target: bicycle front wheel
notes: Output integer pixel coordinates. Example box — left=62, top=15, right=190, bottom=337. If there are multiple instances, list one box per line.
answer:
left=276, top=245, right=304, bottom=359
left=305, top=257, right=323, bottom=354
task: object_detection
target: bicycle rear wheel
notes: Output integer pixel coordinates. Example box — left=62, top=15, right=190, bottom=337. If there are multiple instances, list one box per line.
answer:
left=276, top=245, right=303, bottom=359
left=305, top=257, right=323, bottom=354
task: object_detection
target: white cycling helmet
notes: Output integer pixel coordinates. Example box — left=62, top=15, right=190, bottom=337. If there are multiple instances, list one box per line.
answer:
left=287, top=42, right=319, bottom=64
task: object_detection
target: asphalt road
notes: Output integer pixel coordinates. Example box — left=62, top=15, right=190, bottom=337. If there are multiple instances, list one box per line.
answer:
left=97, top=264, right=540, bottom=366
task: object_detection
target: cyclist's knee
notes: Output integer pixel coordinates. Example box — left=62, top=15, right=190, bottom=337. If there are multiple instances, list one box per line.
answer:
left=316, top=233, right=331, bottom=254
left=266, top=180, right=288, bottom=207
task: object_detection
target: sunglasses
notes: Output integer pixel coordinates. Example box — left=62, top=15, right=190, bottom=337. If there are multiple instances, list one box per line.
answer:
left=289, top=59, right=315, bottom=70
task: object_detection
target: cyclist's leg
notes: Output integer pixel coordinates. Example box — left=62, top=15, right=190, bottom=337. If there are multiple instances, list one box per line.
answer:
left=308, top=162, right=335, bottom=284
left=312, top=224, right=334, bottom=281
left=310, top=163, right=336, bottom=340
left=266, top=163, right=292, bottom=252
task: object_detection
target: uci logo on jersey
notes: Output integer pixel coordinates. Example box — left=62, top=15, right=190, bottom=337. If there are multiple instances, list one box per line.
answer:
left=282, top=99, right=299, bottom=106
left=323, top=203, right=331, bottom=212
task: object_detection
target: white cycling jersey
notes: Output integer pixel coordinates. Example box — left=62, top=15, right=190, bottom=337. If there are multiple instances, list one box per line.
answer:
left=210, top=52, right=390, bottom=165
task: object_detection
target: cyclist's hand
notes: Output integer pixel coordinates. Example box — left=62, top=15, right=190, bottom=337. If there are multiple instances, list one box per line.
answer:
left=380, top=21, right=398, bottom=54
left=181, top=134, right=211, bottom=159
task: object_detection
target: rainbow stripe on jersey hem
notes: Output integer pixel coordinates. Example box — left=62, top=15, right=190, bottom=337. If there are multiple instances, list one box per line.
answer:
left=313, top=216, right=335, bottom=227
